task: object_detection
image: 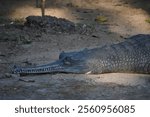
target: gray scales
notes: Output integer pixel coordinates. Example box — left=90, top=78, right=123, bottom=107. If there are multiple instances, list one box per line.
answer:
left=13, top=34, right=150, bottom=75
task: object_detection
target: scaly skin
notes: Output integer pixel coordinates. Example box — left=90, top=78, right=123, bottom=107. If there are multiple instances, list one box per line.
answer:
left=13, top=34, right=150, bottom=75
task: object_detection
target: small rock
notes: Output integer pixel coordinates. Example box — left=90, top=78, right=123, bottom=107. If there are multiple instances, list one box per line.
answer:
left=66, top=3, right=74, bottom=7
left=19, top=78, right=35, bottom=83
left=4, top=73, right=19, bottom=79
left=5, top=73, right=12, bottom=78
left=11, top=74, right=20, bottom=78
left=10, top=22, right=14, bottom=25
left=13, top=87, right=18, bottom=90
left=92, top=35, right=99, bottom=38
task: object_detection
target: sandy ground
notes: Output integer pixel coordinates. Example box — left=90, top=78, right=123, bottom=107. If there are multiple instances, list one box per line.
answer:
left=0, top=0, right=150, bottom=99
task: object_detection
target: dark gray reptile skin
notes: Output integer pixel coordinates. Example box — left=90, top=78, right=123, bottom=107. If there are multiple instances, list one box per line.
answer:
left=13, top=34, right=150, bottom=75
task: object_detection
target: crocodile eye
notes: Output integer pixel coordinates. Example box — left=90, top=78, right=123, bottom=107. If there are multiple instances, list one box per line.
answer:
left=64, top=61, right=71, bottom=65
left=63, top=57, right=72, bottom=65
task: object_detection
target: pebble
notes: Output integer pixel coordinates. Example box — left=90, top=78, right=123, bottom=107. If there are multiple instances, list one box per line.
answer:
left=4, top=73, right=19, bottom=79
left=19, top=79, right=35, bottom=83
left=4, top=73, right=12, bottom=78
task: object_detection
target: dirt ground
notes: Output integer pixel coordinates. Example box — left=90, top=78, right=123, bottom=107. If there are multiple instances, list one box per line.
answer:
left=0, top=0, right=150, bottom=100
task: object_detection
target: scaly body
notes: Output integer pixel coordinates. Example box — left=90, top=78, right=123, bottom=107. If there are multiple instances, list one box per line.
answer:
left=13, top=34, right=150, bottom=75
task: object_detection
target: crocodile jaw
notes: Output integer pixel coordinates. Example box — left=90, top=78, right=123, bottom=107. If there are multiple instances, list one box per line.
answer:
left=13, top=60, right=87, bottom=75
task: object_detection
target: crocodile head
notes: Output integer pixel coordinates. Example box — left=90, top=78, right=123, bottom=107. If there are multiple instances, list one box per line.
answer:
left=13, top=50, right=89, bottom=75
left=57, top=51, right=88, bottom=73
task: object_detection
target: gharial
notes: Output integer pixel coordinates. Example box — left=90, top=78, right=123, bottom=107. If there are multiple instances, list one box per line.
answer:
left=13, top=34, right=150, bottom=75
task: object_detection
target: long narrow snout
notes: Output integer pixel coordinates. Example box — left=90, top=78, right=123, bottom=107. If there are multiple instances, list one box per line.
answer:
left=13, top=50, right=88, bottom=75
left=13, top=60, right=86, bottom=75
left=13, top=60, right=65, bottom=75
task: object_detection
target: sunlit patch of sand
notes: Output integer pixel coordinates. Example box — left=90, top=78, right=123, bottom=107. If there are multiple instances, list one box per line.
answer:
left=9, top=6, right=77, bottom=22
left=8, top=0, right=150, bottom=35
left=46, top=8, right=77, bottom=22
left=87, top=73, right=150, bottom=86
left=10, top=6, right=41, bottom=18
